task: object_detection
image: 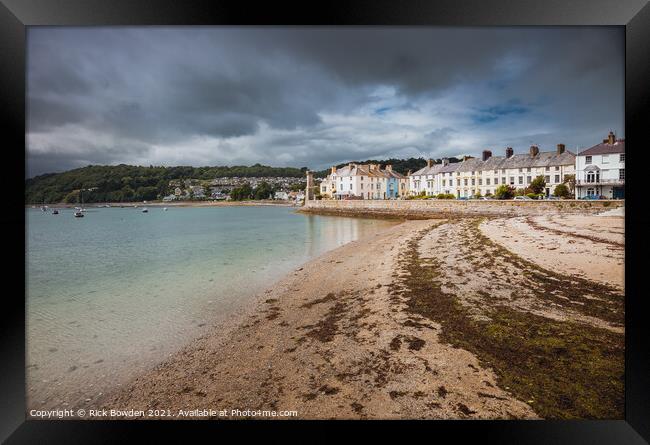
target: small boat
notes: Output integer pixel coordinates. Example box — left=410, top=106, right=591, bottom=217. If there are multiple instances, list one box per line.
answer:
left=51, top=209, right=59, bottom=215
left=74, top=188, right=85, bottom=217
left=142, top=208, right=148, bottom=213
left=163, top=207, right=168, bottom=211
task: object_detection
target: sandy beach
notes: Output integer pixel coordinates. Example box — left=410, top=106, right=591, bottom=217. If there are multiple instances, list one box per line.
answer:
left=98, top=211, right=624, bottom=420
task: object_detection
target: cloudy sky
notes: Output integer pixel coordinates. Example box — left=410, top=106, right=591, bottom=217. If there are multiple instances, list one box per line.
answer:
left=27, top=27, right=624, bottom=177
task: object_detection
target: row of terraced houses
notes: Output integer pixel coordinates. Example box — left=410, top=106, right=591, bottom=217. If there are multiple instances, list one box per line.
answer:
left=317, top=132, right=625, bottom=200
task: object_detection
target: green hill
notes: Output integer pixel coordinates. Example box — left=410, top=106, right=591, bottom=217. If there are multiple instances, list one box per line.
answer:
left=25, top=164, right=308, bottom=204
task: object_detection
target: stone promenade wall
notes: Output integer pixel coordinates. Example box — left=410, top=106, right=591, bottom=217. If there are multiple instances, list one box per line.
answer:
left=300, top=199, right=624, bottom=219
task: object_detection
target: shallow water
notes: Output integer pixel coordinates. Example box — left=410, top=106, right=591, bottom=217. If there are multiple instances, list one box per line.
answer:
left=26, top=205, right=396, bottom=408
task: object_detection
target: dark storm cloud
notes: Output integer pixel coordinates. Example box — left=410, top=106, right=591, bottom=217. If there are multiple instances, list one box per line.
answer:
left=27, top=27, right=624, bottom=176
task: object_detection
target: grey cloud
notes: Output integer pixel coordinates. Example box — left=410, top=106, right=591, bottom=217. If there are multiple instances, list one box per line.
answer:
left=27, top=27, right=624, bottom=176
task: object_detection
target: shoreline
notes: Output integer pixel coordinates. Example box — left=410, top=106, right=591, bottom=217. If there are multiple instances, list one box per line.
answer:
left=87, top=210, right=623, bottom=420
left=26, top=200, right=298, bottom=208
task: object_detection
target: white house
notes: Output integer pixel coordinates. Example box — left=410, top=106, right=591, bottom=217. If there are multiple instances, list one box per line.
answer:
left=274, top=191, right=289, bottom=200
left=575, top=132, right=625, bottom=199
left=327, top=163, right=389, bottom=199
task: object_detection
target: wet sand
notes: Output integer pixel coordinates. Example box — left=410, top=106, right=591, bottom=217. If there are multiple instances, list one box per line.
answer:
left=95, top=213, right=624, bottom=420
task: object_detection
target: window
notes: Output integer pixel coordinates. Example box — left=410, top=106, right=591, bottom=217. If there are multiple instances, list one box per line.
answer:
left=585, top=155, right=592, bottom=164
left=486, top=178, right=490, bottom=185
left=587, top=187, right=595, bottom=196
left=519, top=168, right=523, bottom=173
left=619, top=169, right=625, bottom=180
left=518, top=177, right=523, bottom=185
left=478, top=179, right=482, bottom=185
left=502, top=177, right=506, bottom=184
left=442, top=180, right=446, bottom=186
left=554, top=175, right=560, bottom=183
left=555, top=166, right=559, bottom=171
left=544, top=175, right=550, bottom=183
left=620, top=154, right=625, bottom=162
left=340, top=184, right=343, bottom=190
left=457, top=172, right=460, bottom=176
left=545, top=166, right=550, bottom=172
left=450, top=180, right=454, bottom=186
left=494, top=170, right=498, bottom=174
left=350, top=184, right=352, bottom=190
left=527, top=167, right=531, bottom=172
left=586, top=171, right=600, bottom=183
left=602, top=155, right=609, bottom=164
left=501, top=169, right=506, bottom=174
left=527, top=176, right=531, bottom=184
left=509, top=177, right=515, bottom=185
left=361, top=183, right=364, bottom=190
left=464, top=179, right=468, bottom=186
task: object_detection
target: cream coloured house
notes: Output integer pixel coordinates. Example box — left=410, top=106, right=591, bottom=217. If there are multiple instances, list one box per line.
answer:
left=408, top=144, right=575, bottom=198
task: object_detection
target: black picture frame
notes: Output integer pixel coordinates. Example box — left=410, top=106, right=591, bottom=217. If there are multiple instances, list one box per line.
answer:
left=2, top=0, right=649, bottom=442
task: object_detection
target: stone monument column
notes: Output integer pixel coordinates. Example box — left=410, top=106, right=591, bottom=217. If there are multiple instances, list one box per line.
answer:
left=305, top=170, right=314, bottom=202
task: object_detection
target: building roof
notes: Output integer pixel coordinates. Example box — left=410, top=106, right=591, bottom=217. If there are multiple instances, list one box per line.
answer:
left=455, top=158, right=484, bottom=173
left=578, top=139, right=625, bottom=156
left=332, top=163, right=391, bottom=178
left=409, top=149, right=575, bottom=177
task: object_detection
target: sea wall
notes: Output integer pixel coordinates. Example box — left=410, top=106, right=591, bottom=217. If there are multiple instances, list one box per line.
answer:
left=300, top=199, right=624, bottom=219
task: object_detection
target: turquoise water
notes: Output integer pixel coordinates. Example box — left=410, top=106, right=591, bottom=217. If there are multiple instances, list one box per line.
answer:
left=26, top=206, right=396, bottom=407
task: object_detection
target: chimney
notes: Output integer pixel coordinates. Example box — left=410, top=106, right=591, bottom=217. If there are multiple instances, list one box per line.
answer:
left=482, top=150, right=492, bottom=161
left=556, top=144, right=565, bottom=154
left=529, top=145, right=539, bottom=157
left=386, top=164, right=393, bottom=172
left=607, top=131, right=615, bottom=144
left=505, top=147, right=514, bottom=158
left=442, top=158, right=449, bottom=166
left=426, top=159, right=433, bottom=168
left=331, top=166, right=336, bottom=175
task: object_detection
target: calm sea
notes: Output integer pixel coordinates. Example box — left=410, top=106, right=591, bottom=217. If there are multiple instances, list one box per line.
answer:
left=26, top=205, right=396, bottom=408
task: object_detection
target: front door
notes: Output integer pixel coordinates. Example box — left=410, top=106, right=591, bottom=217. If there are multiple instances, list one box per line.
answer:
left=613, top=186, right=624, bottom=199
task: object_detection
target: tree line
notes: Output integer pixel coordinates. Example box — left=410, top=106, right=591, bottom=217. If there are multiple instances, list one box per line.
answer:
left=312, top=157, right=462, bottom=178
left=25, top=164, right=309, bottom=204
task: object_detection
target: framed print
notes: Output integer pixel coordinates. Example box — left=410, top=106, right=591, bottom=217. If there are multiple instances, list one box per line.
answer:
left=2, top=0, right=649, bottom=442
